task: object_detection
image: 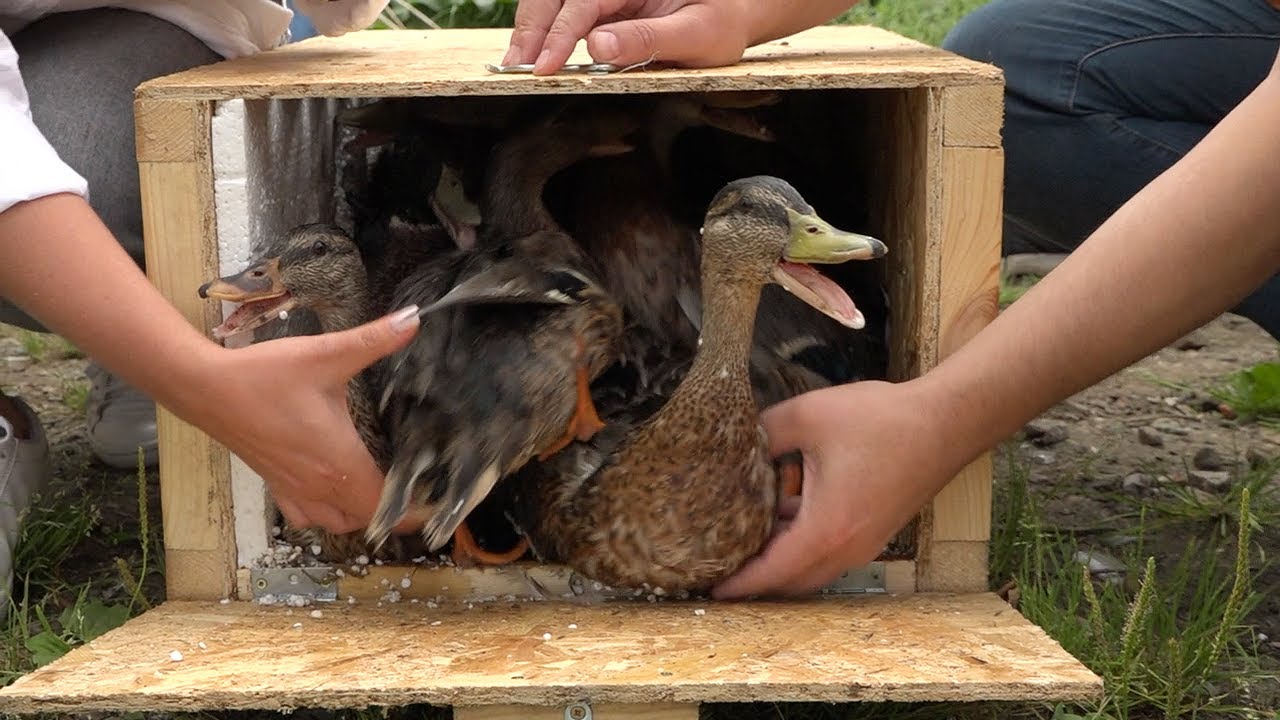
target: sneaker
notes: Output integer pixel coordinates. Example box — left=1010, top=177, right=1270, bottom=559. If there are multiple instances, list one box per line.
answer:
left=84, top=361, right=158, bottom=469
left=0, top=397, right=51, bottom=620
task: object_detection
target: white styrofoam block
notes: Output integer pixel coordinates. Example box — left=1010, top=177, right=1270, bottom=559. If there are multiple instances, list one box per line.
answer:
left=212, top=98, right=272, bottom=569
left=211, top=100, right=248, bottom=179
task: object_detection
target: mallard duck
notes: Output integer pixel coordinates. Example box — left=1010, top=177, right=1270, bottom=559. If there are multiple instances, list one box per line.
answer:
left=197, top=223, right=422, bottom=563
left=509, top=175, right=886, bottom=593
left=565, top=93, right=884, bottom=500
left=365, top=100, right=637, bottom=566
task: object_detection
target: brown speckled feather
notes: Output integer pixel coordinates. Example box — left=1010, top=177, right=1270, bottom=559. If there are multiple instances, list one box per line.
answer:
left=366, top=101, right=633, bottom=551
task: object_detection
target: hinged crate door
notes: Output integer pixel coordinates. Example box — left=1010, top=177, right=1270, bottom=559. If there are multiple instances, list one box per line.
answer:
left=0, top=595, right=1101, bottom=714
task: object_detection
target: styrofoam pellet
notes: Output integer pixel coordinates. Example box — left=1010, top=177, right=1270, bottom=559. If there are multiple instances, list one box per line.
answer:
left=169, top=650, right=184, bottom=662
left=567, top=624, right=578, bottom=630
left=198, top=642, right=208, bottom=650
left=309, top=609, right=323, bottom=619
left=400, top=577, right=412, bottom=589
left=542, top=633, right=552, bottom=641
left=292, top=622, right=303, bottom=629
left=694, top=609, right=706, bottom=616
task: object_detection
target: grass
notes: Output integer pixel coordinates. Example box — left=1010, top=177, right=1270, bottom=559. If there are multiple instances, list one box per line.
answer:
left=834, top=0, right=986, bottom=46
left=1211, top=360, right=1280, bottom=429
left=14, top=330, right=83, bottom=363
left=985, top=456, right=1275, bottom=720
left=0, top=453, right=160, bottom=685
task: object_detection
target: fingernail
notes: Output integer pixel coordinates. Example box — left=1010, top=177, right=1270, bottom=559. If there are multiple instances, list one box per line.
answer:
left=593, top=31, right=619, bottom=62
left=533, top=47, right=553, bottom=73
left=501, top=45, right=518, bottom=65
left=389, top=304, right=420, bottom=332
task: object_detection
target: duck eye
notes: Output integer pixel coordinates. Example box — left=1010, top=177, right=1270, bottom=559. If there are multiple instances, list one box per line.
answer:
left=806, top=226, right=820, bottom=235
left=311, top=240, right=328, bottom=256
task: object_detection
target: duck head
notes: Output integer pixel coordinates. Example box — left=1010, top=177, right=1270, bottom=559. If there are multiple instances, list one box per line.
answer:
left=198, top=224, right=367, bottom=340
left=700, top=176, right=888, bottom=329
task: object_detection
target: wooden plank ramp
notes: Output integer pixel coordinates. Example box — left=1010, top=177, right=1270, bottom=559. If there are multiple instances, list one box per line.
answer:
left=0, top=594, right=1100, bottom=714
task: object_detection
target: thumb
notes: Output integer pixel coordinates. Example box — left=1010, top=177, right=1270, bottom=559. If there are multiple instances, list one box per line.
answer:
left=315, top=304, right=420, bottom=379
left=759, top=395, right=811, bottom=458
left=585, top=6, right=747, bottom=69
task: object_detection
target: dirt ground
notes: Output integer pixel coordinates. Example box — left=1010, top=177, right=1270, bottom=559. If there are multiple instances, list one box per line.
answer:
left=1, top=309, right=1277, bottom=684
left=992, top=312, right=1279, bottom=659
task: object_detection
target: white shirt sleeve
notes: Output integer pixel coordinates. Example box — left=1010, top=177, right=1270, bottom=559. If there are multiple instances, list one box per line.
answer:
left=292, top=0, right=390, bottom=37
left=0, top=29, right=88, bottom=215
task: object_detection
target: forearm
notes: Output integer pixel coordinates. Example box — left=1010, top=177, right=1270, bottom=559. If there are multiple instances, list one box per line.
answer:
left=0, top=193, right=222, bottom=417
left=745, top=1, right=860, bottom=46
left=922, top=60, right=1280, bottom=477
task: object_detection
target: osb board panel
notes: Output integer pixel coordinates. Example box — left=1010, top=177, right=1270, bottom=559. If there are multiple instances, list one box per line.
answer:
left=455, top=703, right=697, bottom=720
left=0, top=594, right=1100, bottom=713
left=135, top=26, right=1003, bottom=101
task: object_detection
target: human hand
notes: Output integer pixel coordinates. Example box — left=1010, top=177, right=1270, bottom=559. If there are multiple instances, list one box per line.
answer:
left=712, top=379, right=968, bottom=599
left=292, top=0, right=390, bottom=36
left=188, top=306, right=420, bottom=535
left=502, top=0, right=753, bottom=75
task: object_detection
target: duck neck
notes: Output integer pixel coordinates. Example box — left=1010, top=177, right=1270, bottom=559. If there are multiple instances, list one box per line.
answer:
left=669, top=269, right=762, bottom=408
left=313, top=278, right=372, bottom=335
left=484, top=136, right=571, bottom=237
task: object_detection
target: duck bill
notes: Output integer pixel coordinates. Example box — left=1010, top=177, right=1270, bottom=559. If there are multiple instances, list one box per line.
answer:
left=431, top=164, right=482, bottom=250
left=773, top=261, right=865, bottom=330
left=785, top=207, right=888, bottom=263
left=197, top=258, right=297, bottom=340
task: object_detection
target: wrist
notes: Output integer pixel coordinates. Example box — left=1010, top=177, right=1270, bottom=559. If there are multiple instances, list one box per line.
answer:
left=905, top=371, right=992, bottom=487
left=119, top=325, right=231, bottom=422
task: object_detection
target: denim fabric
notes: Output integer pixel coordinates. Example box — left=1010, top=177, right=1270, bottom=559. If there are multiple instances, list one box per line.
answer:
left=943, top=0, right=1280, bottom=339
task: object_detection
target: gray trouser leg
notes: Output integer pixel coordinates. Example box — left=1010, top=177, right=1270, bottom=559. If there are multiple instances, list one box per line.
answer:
left=0, top=9, right=220, bottom=332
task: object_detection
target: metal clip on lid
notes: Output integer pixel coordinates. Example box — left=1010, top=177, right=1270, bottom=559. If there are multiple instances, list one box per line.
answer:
left=484, top=63, right=621, bottom=75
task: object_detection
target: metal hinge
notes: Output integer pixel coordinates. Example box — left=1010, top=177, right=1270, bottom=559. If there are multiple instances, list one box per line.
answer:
left=819, top=561, right=887, bottom=594
left=250, top=566, right=340, bottom=602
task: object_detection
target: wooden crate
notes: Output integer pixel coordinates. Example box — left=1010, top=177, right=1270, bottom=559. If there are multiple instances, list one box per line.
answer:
left=0, top=26, right=1102, bottom=716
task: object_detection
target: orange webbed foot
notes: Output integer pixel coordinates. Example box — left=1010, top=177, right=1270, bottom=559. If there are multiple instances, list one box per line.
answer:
left=538, top=335, right=606, bottom=461
left=450, top=522, right=530, bottom=568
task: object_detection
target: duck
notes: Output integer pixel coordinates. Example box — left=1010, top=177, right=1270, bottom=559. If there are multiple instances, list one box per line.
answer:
left=562, top=94, right=885, bottom=499
left=508, top=175, right=887, bottom=593
left=196, top=223, right=424, bottom=563
left=364, top=99, right=637, bottom=566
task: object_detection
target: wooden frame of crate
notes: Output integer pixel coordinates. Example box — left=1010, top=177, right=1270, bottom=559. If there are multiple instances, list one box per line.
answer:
left=0, top=26, right=1102, bottom=717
